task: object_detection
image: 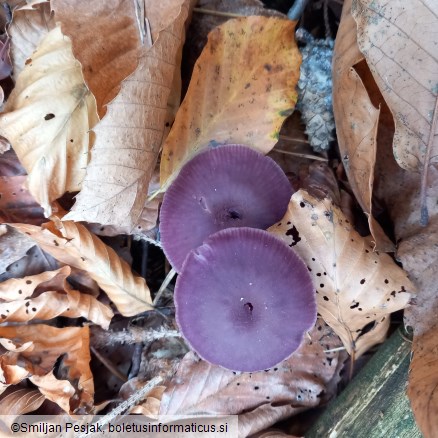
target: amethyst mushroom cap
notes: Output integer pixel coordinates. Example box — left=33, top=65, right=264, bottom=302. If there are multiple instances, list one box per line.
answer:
left=174, top=227, right=316, bottom=372
left=159, top=145, right=293, bottom=271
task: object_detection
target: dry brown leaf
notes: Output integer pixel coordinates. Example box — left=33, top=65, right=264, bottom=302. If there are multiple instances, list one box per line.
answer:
left=0, top=245, right=58, bottom=283
left=129, top=384, right=166, bottom=416
left=269, top=190, right=414, bottom=357
left=0, top=25, right=99, bottom=216
left=332, top=0, right=394, bottom=251
left=8, top=0, right=54, bottom=79
left=408, top=324, right=438, bottom=438
left=0, top=266, right=113, bottom=328
left=29, top=372, right=75, bottom=414
left=51, top=0, right=140, bottom=118
left=0, top=175, right=45, bottom=224
left=0, top=325, right=93, bottom=412
left=11, top=219, right=153, bottom=316
left=352, top=1, right=438, bottom=182
left=0, top=225, right=35, bottom=274
left=160, top=16, right=301, bottom=189
left=0, top=388, right=45, bottom=421
left=63, top=0, right=193, bottom=232
left=160, top=320, right=345, bottom=437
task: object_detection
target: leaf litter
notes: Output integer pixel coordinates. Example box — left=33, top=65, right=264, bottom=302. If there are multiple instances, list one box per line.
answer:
left=0, top=0, right=435, bottom=436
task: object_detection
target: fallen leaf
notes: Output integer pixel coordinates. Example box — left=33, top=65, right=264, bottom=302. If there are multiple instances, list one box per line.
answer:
left=0, top=25, right=99, bottom=216
left=332, top=0, right=394, bottom=251
left=128, top=384, right=166, bottom=416
left=11, top=219, right=153, bottom=316
left=0, top=225, right=35, bottom=274
left=29, top=372, right=75, bottom=414
left=160, top=320, right=345, bottom=437
left=8, top=0, right=55, bottom=79
left=183, top=0, right=283, bottom=87
left=0, top=149, right=26, bottom=176
left=269, top=190, right=414, bottom=357
left=408, top=324, right=438, bottom=438
left=51, top=0, right=140, bottom=118
left=352, top=0, right=438, bottom=180
left=160, top=16, right=301, bottom=189
left=0, top=175, right=45, bottom=224
left=0, top=388, right=45, bottom=421
left=0, top=266, right=113, bottom=328
left=0, top=324, right=93, bottom=412
left=0, top=245, right=58, bottom=283
left=64, top=0, right=193, bottom=232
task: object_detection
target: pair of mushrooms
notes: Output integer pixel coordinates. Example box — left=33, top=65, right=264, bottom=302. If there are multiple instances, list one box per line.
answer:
left=159, top=145, right=316, bottom=372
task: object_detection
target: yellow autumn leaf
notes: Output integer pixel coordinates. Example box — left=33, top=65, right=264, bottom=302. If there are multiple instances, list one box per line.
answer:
left=159, top=16, right=301, bottom=189
left=11, top=219, right=153, bottom=316
left=0, top=25, right=99, bottom=216
left=269, top=190, right=414, bottom=357
left=0, top=266, right=113, bottom=328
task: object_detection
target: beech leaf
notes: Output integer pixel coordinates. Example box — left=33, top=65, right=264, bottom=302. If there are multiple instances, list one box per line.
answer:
left=269, top=190, right=414, bottom=357
left=0, top=25, right=99, bottom=216
left=332, top=0, right=394, bottom=251
left=11, top=219, right=153, bottom=316
left=63, top=0, right=193, bottom=232
left=8, top=0, right=55, bottom=79
left=51, top=0, right=141, bottom=118
left=0, top=325, right=92, bottom=412
left=352, top=0, right=438, bottom=224
left=160, top=320, right=345, bottom=437
left=0, top=389, right=45, bottom=420
left=160, top=16, right=301, bottom=188
left=0, top=225, right=35, bottom=274
left=0, top=266, right=113, bottom=328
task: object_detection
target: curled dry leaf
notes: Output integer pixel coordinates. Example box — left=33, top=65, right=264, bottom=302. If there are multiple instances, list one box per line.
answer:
left=64, top=0, right=193, bottom=232
left=0, top=266, right=113, bottom=328
left=160, top=16, right=301, bottom=189
left=0, top=325, right=92, bottom=412
left=11, top=219, right=153, bottom=316
left=269, top=190, right=414, bottom=357
left=332, top=0, right=394, bottom=251
left=0, top=175, right=45, bottom=224
left=352, top=0, right=438, bottom=177
left=51, top=0, right=140, bottom=118
left=160, top=320, right=345, bottom=437
left=0, top=25, right=99, bottom=216
left=8, top=0, right=55, bottom=79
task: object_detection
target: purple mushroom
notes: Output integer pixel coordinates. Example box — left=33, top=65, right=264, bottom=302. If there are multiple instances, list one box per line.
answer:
left=159, top=145, right=293, bottom=271
left=175, top=227, right=316, bottom=372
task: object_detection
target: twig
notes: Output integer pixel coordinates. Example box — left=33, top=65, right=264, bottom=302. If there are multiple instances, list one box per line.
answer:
left=90, top=346, right=128, bottom=383
left=128, top=343, right=144, bottom=379
left=420, top=95, right=438, bottom=226
left=75, top=376, right=163, bottom=438
left=193, top=7, right=246, bottom=19
left=287, top=0, right=310, bottom=21
left=92, top=327, right=181, bottom=348
left=153, top=268, right=177, bottom=306
left=279, top=133, right=310, bottom=144
left=272, top=148, right=328, bottom=162
left=324, top=346, right=346, bottom=353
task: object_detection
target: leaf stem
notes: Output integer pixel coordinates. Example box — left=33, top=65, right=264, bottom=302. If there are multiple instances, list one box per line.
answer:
left=420, top=96, right=438, bottom=227
left=193, top=8, right=247, bottom=19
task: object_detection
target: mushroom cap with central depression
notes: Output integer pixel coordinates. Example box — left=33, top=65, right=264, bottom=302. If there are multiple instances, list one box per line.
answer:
left=175, top=227, right=316, bottom=372
left=159, top=145, right=293, bottom=271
